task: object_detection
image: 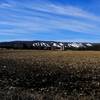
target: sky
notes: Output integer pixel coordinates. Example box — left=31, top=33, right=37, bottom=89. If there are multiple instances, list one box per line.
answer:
left=0, top=0, right=100, bottom=42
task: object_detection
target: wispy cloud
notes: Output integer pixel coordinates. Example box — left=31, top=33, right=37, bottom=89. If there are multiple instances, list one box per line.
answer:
left=0, top=0, right=100, bottom=40
left=31, top=3, right=100, bottom=21
left=0, top=3, right=12, bottom=8
left=12, top=0, right=99, bottom=21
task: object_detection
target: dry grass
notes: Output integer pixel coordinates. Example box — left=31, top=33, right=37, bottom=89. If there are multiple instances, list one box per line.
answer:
left=0, top=50, right=100, bottom=100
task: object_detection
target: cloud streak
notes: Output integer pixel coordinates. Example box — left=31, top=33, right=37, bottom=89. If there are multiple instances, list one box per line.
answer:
left=0, top=0, right=100, bottom=41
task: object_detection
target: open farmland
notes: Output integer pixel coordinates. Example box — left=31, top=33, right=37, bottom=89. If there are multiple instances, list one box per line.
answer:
left=0, top=50, right=100, bottom=100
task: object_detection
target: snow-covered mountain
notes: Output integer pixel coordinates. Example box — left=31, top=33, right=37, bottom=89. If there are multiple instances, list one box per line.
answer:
left=32, top=42, right=50, bottom=47
left=68, top=42, right=84, bottom=48
left=0, top=40, right=99, bottom=50
left=32, top=41, right=92, bottom=48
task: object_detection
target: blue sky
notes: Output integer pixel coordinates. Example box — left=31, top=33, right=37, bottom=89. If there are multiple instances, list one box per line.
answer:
left=0, top=0, right=100, bottom=42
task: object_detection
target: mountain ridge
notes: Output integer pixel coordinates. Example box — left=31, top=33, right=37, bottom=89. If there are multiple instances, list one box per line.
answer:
left=0, top=40, right=100, bottom=50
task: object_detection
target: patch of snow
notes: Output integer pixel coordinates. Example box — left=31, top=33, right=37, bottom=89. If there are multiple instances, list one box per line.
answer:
left=68, top=42, right=84, bottom=48
left=33, top=42, right=50, bottom=47
left=86, top=43, right=92, bottom=46
left=59, top=43, right=64, bottom=46
left=32, top=43, right=35, bottom=46
left=53, top=43, right=61, bottom=47
left=33, top=42, right=40, bottom=46
left=41, top=42, right=50, bottom=47
left=53, top=43, right=57, bottom=46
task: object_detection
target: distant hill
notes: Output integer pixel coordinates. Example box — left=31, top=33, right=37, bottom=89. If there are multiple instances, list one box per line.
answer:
left=0, top=41, right=100, bottom=50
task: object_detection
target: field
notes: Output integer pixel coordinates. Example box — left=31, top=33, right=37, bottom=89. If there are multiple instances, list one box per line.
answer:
left=0, top=50, right=100, bottom=100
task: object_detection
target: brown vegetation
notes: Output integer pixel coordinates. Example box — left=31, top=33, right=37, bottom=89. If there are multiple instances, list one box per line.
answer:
left=0, top=50, right=100, bottom=100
